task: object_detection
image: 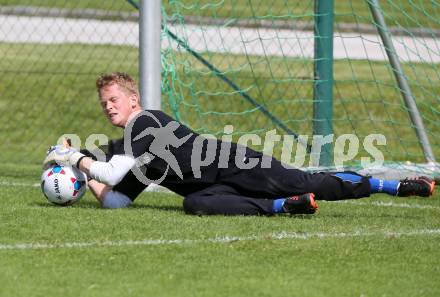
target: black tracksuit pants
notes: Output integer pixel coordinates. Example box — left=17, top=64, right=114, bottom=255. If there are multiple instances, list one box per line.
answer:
left=183, top=156, right=371, bottom=216
left=94, top=140, right=372, bottom=216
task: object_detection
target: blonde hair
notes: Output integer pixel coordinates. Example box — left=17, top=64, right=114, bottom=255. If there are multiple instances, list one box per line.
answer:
left=96, top=72, right=139, bottom=97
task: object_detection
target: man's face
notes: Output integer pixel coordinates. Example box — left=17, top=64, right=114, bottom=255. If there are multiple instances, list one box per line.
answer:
left=99, top=84, right=137, bottom=128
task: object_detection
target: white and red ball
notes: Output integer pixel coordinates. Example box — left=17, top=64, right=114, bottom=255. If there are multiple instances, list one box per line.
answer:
left=41, top=165, right=87, bottom=206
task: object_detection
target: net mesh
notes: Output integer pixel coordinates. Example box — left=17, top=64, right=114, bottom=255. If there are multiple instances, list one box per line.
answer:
left=161, top=0, right=440, bottom=169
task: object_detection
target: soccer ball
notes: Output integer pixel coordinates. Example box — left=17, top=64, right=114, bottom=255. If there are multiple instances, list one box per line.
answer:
left=41, top=165, right=87, bottom=206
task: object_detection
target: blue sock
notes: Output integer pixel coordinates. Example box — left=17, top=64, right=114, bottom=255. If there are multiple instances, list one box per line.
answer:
left=272, top=198, right=286, bottom=213
left=369, top=178, right=400, bottom=195
left=334, top=172, right=400, bottom=196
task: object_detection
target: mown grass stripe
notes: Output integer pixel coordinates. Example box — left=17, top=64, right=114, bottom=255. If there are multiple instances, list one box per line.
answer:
left=1, top=229, right=440, bottom=251
left=0, top=180, right=39, bottom=187
left=336, top=200, right=440, bottom=210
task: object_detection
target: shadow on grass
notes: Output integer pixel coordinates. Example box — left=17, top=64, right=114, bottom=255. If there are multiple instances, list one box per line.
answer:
left=31, top=200, right=184, bottom=212
left=129, top=204, right=183, bottom=212
left=319, top=211, right=421, bottom=220
left=30, top=201, right=420, bottom=219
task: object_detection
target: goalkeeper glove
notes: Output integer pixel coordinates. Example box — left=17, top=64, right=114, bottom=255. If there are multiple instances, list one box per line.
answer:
left=42, top=145, right=85, bottom=169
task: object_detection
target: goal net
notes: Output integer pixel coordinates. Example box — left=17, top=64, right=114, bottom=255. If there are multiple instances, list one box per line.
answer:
left=159, top=0, right=440, bottom=179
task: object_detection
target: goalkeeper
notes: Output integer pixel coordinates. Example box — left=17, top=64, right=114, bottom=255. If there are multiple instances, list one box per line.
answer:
left=43, top=72, right=435, bottom=215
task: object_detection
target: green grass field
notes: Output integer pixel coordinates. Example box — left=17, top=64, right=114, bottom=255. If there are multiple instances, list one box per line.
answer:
left=1, top=174, right=440, bottom=297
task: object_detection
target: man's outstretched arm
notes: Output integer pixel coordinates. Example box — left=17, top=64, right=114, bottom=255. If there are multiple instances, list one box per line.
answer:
left=78, top=155, right=136, bottom=186
left=43, top=141, right=135, bottom=187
